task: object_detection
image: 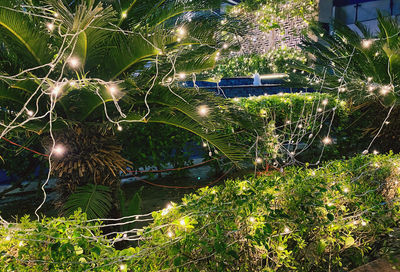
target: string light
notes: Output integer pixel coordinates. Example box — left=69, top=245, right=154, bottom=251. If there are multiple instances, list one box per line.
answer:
left=18, top=241, right=24, bottom=247
left=108, top=85, right=118, bottom=94
left=51, top=85, right=61, bottom=96
left=46, top=22, right=55, bottom=31
left=67, top=57, right=80, bottom=69
left=197, top=105, right=209, bottom=117
left=121, top=11, right=127, bottom=18
left=53, top=144, right=65, bottom=157
left=167, top=231, right=174, bottom=238
left=26, top=110, right=34, bottom=116
left=380, top=85, right=391, bottom=95
left=322, top=137, right=332, bottom=145
left=249, top=217, right=255, bottom=223
left=178, top=72, right=186, bottom=80
left=117, top=125, right=123, bottom=131
left=255, top=157, right=263, bottom=164
left=362, top=39, right=373, bottom=48
left=180, top=219, right=186, bottom=226
left=223, top=43, right=228, bottom=49
left=177, top=27, right=186, bottom=36
left=343, top=187, right=349, bottom=193
left=361, top=221, right=367, bottom=226
left=284, top=227, right=290, bottom=234
left=372, top=150, right=379, bottom=155
left=120, top=264, right=126, bottom=270
left=5, top=236, right=11, bottom=241
left=322, top=99, right=328, bottom=106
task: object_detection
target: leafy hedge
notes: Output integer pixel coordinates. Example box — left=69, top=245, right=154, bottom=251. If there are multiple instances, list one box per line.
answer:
left=135, top=154, right=400, bottom=271
left=1, top=154, right=399, bottom=271
left=200, top=48, right=306, bottom=79
left=234, top=92, right=370, bottom=163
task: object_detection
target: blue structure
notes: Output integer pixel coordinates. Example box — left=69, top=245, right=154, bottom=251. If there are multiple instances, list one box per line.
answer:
left=184, top=75, right=312, bottom=98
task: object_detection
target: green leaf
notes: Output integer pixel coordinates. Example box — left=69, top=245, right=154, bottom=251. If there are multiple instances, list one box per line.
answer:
left=327, top=213, right=334, bottom=221
left=64, top=184, right=112, bottom=219
left=344, top=236, right=355, bottom=247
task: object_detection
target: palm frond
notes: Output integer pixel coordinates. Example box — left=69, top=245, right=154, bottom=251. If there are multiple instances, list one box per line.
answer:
left=0, top=0, right=52, bottom=66
left=64, top=184, right=112, bottom=219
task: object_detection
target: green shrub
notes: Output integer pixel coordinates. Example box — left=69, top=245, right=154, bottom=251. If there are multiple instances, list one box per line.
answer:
left=233, top=92, right=368, bottom=163
left=1, top=155, right=399, bottom=271
left=201, top=48, right=306, bottom=79
left=135, top=154, right=400, bottom=271
left=0, top=211, right=124, bottom=271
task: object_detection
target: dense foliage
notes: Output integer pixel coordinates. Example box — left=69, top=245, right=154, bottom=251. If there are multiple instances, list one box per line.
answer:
left=233, top=93, right=369, bottom=164
left=230, top=0, right=318, bottom=32
left=1, top=154, right=399, bottom=271
left=201, top=48, right=306, bottom=79
left=294, top=14, right=400, bottom=153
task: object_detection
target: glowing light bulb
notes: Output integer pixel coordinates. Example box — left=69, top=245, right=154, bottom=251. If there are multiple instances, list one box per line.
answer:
left=121, top=11, right=127, bottom=18
left=322, top=137, right=332, bottom=145
left=117, top=125, right=123, bottom=131
left=5, top=236, right=10, bottom=241
left=353, top=220, right=358, bottom=225
left=343, top=187, right=349, bottom=193
left=202, top=142, right=207, bottom=147
left=46, top=22, right=54, bottom=31
left=380, top=85, right=391, bottom=95
left=52, top=85, right=61, bottom=96
left=322, top=99, right=328, bottom=106
left=120, top=264, right=126, bottom=270
left=177, top=27, right=186, bottom=36
left=27, top=110, right=34, bottom=116
left=223, top=43, right=228, bottom=49
left=177, top=38, right=182, bottom=42
left=317, top=108, right=322, bottom=112
left=327, top=202, right=333, bottom=207
left=18, top=241, right=24, bottom=247
left=361, top=221, right=367, bottom=226
left=255, top=157, right=263, bottom=164
left=284, top=227, right=290, bottom=234
left=197, top=105, right=209, bottom=117
left=362, top=39, right=373, bottom=48
left=178, top=73, right=186, bottom=80
left=53, top=144, right=65, bottom=157
left=368, top=85, right=375, bottom=92
left=372, top=150, right=379, bottom=155
left=108, top=85, right=118, bottom=94
left=54, top=12, right=59, bottom=18
left=69, top=81, right=76, bottom=87
left=367, top=77, right=373, bottom=82
left=68, top=57, right=80, bottom=69
left=167, top=231, right=174, bottom=238
left=180, top=219, right=185, bottom=226
left=249, top=217, right=255, bottom=223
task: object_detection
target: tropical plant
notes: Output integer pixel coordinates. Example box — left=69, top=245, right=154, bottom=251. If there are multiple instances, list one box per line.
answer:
left=0, top=0, right=251, bottom=217
left=295, top=13, right=400, bottom=153
left=2, top=154, right=399, bottom=271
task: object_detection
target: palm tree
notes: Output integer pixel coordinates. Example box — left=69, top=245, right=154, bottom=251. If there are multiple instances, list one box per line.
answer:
left=0, top=0, right=251, bottom=218
left=293, top=13, right=400, bottom=154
